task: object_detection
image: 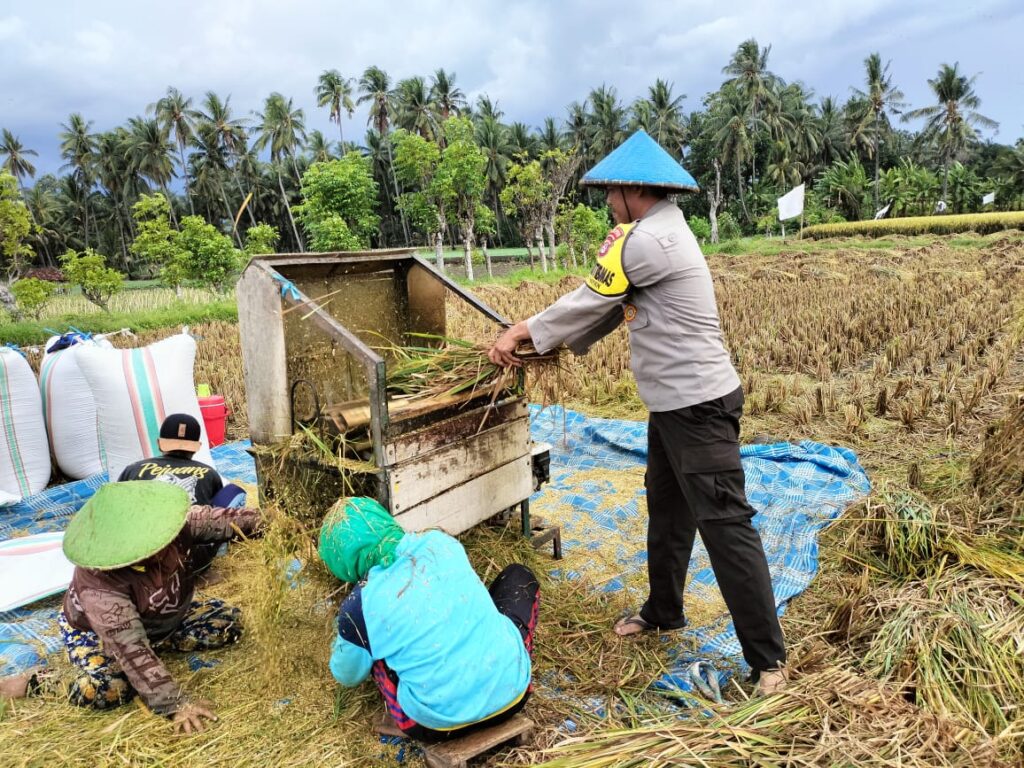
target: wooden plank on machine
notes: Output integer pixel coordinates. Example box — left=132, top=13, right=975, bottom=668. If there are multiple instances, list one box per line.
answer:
left=388, top=417, right=529, bottom=513
left=384, top=400, right=528, bottom=465
left=237, top=266, right=291, bottom=444
left=395, top=457, right=532, bottom=535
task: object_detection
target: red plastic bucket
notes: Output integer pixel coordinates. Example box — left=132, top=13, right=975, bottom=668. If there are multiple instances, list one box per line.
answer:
left=198, top=395, right=229, bottom=447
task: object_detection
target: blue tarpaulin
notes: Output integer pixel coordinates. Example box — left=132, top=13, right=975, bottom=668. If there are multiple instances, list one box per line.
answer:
left=529, top=406, right=871, bottom=695
left=2, top=411, right=870, bottom=697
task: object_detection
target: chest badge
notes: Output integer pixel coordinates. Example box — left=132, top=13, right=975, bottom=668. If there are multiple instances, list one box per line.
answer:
left=624, top=304, right=638, bottom=323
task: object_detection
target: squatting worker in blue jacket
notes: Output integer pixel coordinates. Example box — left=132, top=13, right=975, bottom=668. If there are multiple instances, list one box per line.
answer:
left=489, top=130, right=787, bottom=695
left=319, top=497, right=539, bottom=741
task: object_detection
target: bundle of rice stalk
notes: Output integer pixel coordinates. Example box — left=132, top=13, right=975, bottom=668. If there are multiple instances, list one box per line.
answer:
left=860, top=572, right=1024, bottom=743
left=382, top=332, right=558, bottom=404
left=534, top=665, right=1007, bottom=767
left=870, top=489, right=947, bottom=580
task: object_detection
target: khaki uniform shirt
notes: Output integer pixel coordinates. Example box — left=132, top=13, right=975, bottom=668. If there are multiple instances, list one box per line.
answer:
left=527, top=200, right=739, bottom=412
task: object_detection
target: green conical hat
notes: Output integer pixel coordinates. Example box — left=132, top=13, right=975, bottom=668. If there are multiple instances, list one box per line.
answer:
left=63, top=481, right=190, bottom=569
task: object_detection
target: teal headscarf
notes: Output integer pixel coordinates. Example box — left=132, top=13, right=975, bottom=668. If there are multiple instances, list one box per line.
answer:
left=318, top=497, right=405, bottom=582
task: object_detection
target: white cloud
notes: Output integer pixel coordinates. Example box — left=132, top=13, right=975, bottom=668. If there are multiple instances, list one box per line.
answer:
left=0, top=0, right=1019, bottom=176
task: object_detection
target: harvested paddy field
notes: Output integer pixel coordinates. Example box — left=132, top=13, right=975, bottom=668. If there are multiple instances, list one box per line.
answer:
left=3, top=233, right=1023, bottom=766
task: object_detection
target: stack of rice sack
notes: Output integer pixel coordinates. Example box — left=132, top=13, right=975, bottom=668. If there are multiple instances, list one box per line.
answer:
left=2, top=332, right=214, bottom=506
left=0, top=347, right=50, bottom=505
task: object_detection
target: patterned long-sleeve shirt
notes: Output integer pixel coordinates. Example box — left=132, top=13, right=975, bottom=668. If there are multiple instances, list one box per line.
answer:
left=62, top=505, right=262, bottom=715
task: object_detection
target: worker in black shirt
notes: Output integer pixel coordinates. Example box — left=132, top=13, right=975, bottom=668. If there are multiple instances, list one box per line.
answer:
left=118, top=413, right=243, bottom=574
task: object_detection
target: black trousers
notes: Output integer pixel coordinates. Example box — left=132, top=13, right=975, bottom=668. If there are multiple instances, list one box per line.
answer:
left=639, top=388, right=786, bottom=673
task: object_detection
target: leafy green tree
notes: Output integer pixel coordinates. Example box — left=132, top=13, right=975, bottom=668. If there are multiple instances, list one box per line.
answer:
left=178, top=215, right=242, bottom=292
left=435, top=117, right=488, bottom=280
left=722, top=38, right=778, bottom=190
left=904, top=63, right=998, bottom=203
left=305, top=215, right=362, bottom=251
left=129, top=193, right=187, bottom=288
left=392, top=129, right=445, bottom=266
left=297, top=154, right=380, bottom=250
left=358, top=65, right=409, bottom=242
left=475, top=204, right=497, bottom=277
left=60, top=248, right=123, bottom=312
left=11, top=277, right=56, bottom=319
left=0, top=169, right=33, bottom=281
left=556, top=203, right=609, bottom=267
left=429, top=69, right=466, bottom=122
left=59, top=113, right=97, bottom=247
left=500, top=159, right=549, bottom=269
left=818, top=157, right=869, bottom=220
left=244, top=223, right=280, bottom=256
left=395, top=76, right=437, bottom=140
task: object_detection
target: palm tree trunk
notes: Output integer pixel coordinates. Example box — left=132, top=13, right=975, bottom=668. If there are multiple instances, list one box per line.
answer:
left=178, top=141, right=195, bottom=216
left=463, top=229, right=474, bottom=282
left=736, top=160, right=751, bottom=223
left=434, top=231, right=445, bottom=272
left=276, top=168, right=303, bottom=251
left=162, top=184, right=179, bottom=228
left=873, top=111, right=880, bottom=211
left=482, top=237, right=493, bottom=278
left=218, top=181, right=244, bottom=248
left=385, top=139, right=411, bottom=244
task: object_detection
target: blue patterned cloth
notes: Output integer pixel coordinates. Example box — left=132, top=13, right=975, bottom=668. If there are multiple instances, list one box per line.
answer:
left=530, top=406, right=871, bottom=695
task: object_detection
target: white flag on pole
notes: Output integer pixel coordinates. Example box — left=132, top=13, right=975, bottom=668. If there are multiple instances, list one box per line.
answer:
left=874, top=202, right=892, bottom=220
left=777, top=183, right=805, bottom=221
left=982, top=191, right=996, bottom=206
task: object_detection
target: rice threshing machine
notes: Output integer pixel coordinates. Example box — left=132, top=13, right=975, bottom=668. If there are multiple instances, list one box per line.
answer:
left=236, top=250, right=555, bottom=548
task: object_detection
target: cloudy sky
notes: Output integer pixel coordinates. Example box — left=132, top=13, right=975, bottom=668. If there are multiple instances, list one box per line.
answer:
left=2, top=0, right=1021, bottom=178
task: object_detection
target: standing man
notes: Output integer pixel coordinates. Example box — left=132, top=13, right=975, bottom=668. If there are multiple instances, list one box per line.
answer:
left=488, top=130, right=787, bottom=695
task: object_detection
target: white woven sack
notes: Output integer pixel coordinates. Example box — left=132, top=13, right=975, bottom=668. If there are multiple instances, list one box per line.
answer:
left=76, top=333, right=215, bottom=481
left=40, top=336, right=114, bottom=480
left=0, top=348, right=51, bottom=505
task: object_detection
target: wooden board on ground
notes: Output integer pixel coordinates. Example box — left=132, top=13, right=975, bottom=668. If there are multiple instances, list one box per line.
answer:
left=374, top=712, right=534, bottom=768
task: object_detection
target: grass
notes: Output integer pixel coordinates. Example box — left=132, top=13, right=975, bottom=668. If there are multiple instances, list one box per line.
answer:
left=2, top=298, right=238, bottom=346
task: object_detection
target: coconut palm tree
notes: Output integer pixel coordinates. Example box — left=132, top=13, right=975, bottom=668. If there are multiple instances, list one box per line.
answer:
left=429, top=69, right=466, bottom=122
left=395, top=76, right=436, bottom=139
left=59, top=113, right=98, bottom=247
left=642, top=79, right=686, bottom=154
left=851, top=53, right=906, bottom=210
left=507, top=122, right=537, bottom=160
left=474, top=94, right=503, bottom=123
left=252, top=94, right=307, bottom=250
left=195, top=92, right=254, bottom=229
left=149, top=87, right=197, bottom=214
left=722, top=38, right=777, bottom=186
left=903, top=62, right=998, bottom=202
left=315, top=69, right=355, bottom=145
left=0, top=130, right=38, bottom=187
left=126, top=116, right=178, bottom=223
left=358, top=65, right=408, bottom=242
left=588, top=84, right=627, bottom=159
left=704, top=85, right=762, bottom=221
left=93, top=128, right=140, bottom=269
left=815, top=97, right=847, bottom=171
left=306, top=130, right=335, bottom=163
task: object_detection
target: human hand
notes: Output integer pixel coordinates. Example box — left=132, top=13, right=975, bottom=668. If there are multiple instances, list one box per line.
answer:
left=488, top=322, right=529, bottom=368
left=172, top=701, right=218, bottom=735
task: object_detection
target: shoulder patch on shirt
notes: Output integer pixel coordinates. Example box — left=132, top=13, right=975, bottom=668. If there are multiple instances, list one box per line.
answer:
left=585, top=223, right=635, bottom=297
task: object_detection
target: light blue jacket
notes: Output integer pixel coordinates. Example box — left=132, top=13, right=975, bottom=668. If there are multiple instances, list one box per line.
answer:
left=329, top=530, right=531, bottom=730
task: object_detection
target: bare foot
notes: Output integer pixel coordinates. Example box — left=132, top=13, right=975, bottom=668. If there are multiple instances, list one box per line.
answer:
left=0, top=669, right=40, bottom=699
left=613, top=615, right=654, bottom=637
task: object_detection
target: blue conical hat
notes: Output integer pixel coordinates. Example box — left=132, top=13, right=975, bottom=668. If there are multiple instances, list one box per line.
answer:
left=581, top=130, right=699, bottom=192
